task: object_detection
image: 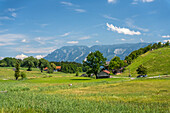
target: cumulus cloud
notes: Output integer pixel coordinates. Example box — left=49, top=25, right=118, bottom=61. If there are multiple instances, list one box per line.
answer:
left=15, top=54, right=28, bottom=60
left=67, top=41, right=79, bottom=44
left=108, top=0, right=117, bottom=4
left=96, top=40, right=99, bottom=43
left=162, top=35, right=170, bottom=38
left=106, top=23, right=141, bottom=35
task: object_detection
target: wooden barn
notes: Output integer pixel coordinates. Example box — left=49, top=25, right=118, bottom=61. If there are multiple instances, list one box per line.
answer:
left=96, top=70, right=110, bottom=79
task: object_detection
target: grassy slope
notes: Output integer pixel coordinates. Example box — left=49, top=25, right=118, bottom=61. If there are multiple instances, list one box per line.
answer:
left=121, top=47, right=170, bottom=77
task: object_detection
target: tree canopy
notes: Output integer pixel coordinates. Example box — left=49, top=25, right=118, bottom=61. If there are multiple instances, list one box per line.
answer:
left=109, top=56, right=126, bottom=71
left=83, top=51, right=106, bottom=77
left=136, top=65, right=147, bottom=75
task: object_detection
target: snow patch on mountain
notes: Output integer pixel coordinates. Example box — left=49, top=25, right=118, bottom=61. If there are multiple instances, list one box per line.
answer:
left=114, top=49, right=126, bottom=55
left=74, top=52, right=84, bottom=61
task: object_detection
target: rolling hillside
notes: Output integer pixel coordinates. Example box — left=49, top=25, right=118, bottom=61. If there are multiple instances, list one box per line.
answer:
left=122, top=47, right=170, bottom=77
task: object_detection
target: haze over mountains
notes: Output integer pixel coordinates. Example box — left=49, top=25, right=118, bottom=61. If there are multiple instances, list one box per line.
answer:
left=44, top=43, right=150, bottom=63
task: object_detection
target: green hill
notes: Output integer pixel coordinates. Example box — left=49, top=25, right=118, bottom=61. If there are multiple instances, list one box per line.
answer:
left=122, top=47, right=170, bottom=77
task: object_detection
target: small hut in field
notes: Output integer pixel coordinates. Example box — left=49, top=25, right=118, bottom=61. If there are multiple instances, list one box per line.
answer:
left=96, top=70, right=110, bottom=79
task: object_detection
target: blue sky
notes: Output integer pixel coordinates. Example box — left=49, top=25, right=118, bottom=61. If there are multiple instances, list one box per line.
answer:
left=0, top=0, right=170, bottom=59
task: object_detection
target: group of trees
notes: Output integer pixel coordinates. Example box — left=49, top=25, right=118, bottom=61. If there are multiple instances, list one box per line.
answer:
left=125, top=41, right=170, bottom=65
left=0, top=56, right=85, bottom=74
left=0, top=56, right=51, bottom=73
left=61, top=64, right=82, bottom=73
left=108, top=56, right=127, bottom=74
left=51, top=61, right=86, bottom=73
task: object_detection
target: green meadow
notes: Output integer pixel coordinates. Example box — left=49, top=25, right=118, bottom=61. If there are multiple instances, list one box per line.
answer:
left=121, top=47, right=170, bottom=77
left=0, top=67, right=170, bottom=113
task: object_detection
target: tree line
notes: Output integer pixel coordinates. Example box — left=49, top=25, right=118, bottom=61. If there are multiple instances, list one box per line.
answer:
left=0, top=57, right=85, bottom=73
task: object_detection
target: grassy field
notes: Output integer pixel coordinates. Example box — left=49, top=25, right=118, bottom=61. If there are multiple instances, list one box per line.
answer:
left=121, top=47, right=170, bottom=77
left=0, top=67, right=170, bottom=113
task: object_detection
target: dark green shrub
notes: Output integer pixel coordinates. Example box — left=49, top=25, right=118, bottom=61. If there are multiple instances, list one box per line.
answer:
left=21, top=72, right=27, bottom=79
left=14, top=62, right=20, bottom=80
left=136, top=65, right=147, bottom=75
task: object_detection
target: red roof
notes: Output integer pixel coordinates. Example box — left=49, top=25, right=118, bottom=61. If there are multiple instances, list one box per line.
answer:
left=56, top=66, right=61, bottom=69
left=44, top=67, right=48, bottom=70
left=103, top=70, right=110, bottom=74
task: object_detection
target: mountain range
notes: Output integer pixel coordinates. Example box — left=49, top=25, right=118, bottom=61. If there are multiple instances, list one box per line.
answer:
left=44, top=43, right=150, bottom=63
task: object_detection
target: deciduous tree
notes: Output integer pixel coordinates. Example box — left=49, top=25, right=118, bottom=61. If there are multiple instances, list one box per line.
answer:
left=83, top=51, right=106, bottom=78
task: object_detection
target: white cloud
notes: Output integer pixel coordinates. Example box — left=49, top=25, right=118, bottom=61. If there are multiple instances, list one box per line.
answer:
left=140, top=38, right=144, bottom=42
left=12, top=13, right=17, bottom=17
left=103, top=15, right=119, bottom=21
left=79, top=36, right=90, bottom=40
left=0, top=34, right=26, bottom=46
left=61, top=1, right=86, bottom=13
left=61, top=32, right=70, bottom=37
left=108, top=0, right=117, bottom=4
left=35, top=55, right=45, bottom=59
left=74, top=9, right=86, bottom=13
left=34, top=36, right=55, bottom=45
left=8, top=8, right=16, bottom=12
left=96, top=40, right=99, bottom=43
left=121, top=38, right=126, bottom=41
left=0, top=16, right=13, bottom=20
left=15, top=54, right=28, bottom=60
left=106, top=23, right=141, bottom=35
left=142, top=0, right=154, bottom=2
left=61, top=1, right=73, bottom=6
left=132, top=0, right=154, bottom=4
left=162, top=35, right=170, bottom=38
left=67, top=41, right=79, bottom=44
left=21, top=39, right=27, bottom=42
left=163, top=40, right=170, bottom=42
